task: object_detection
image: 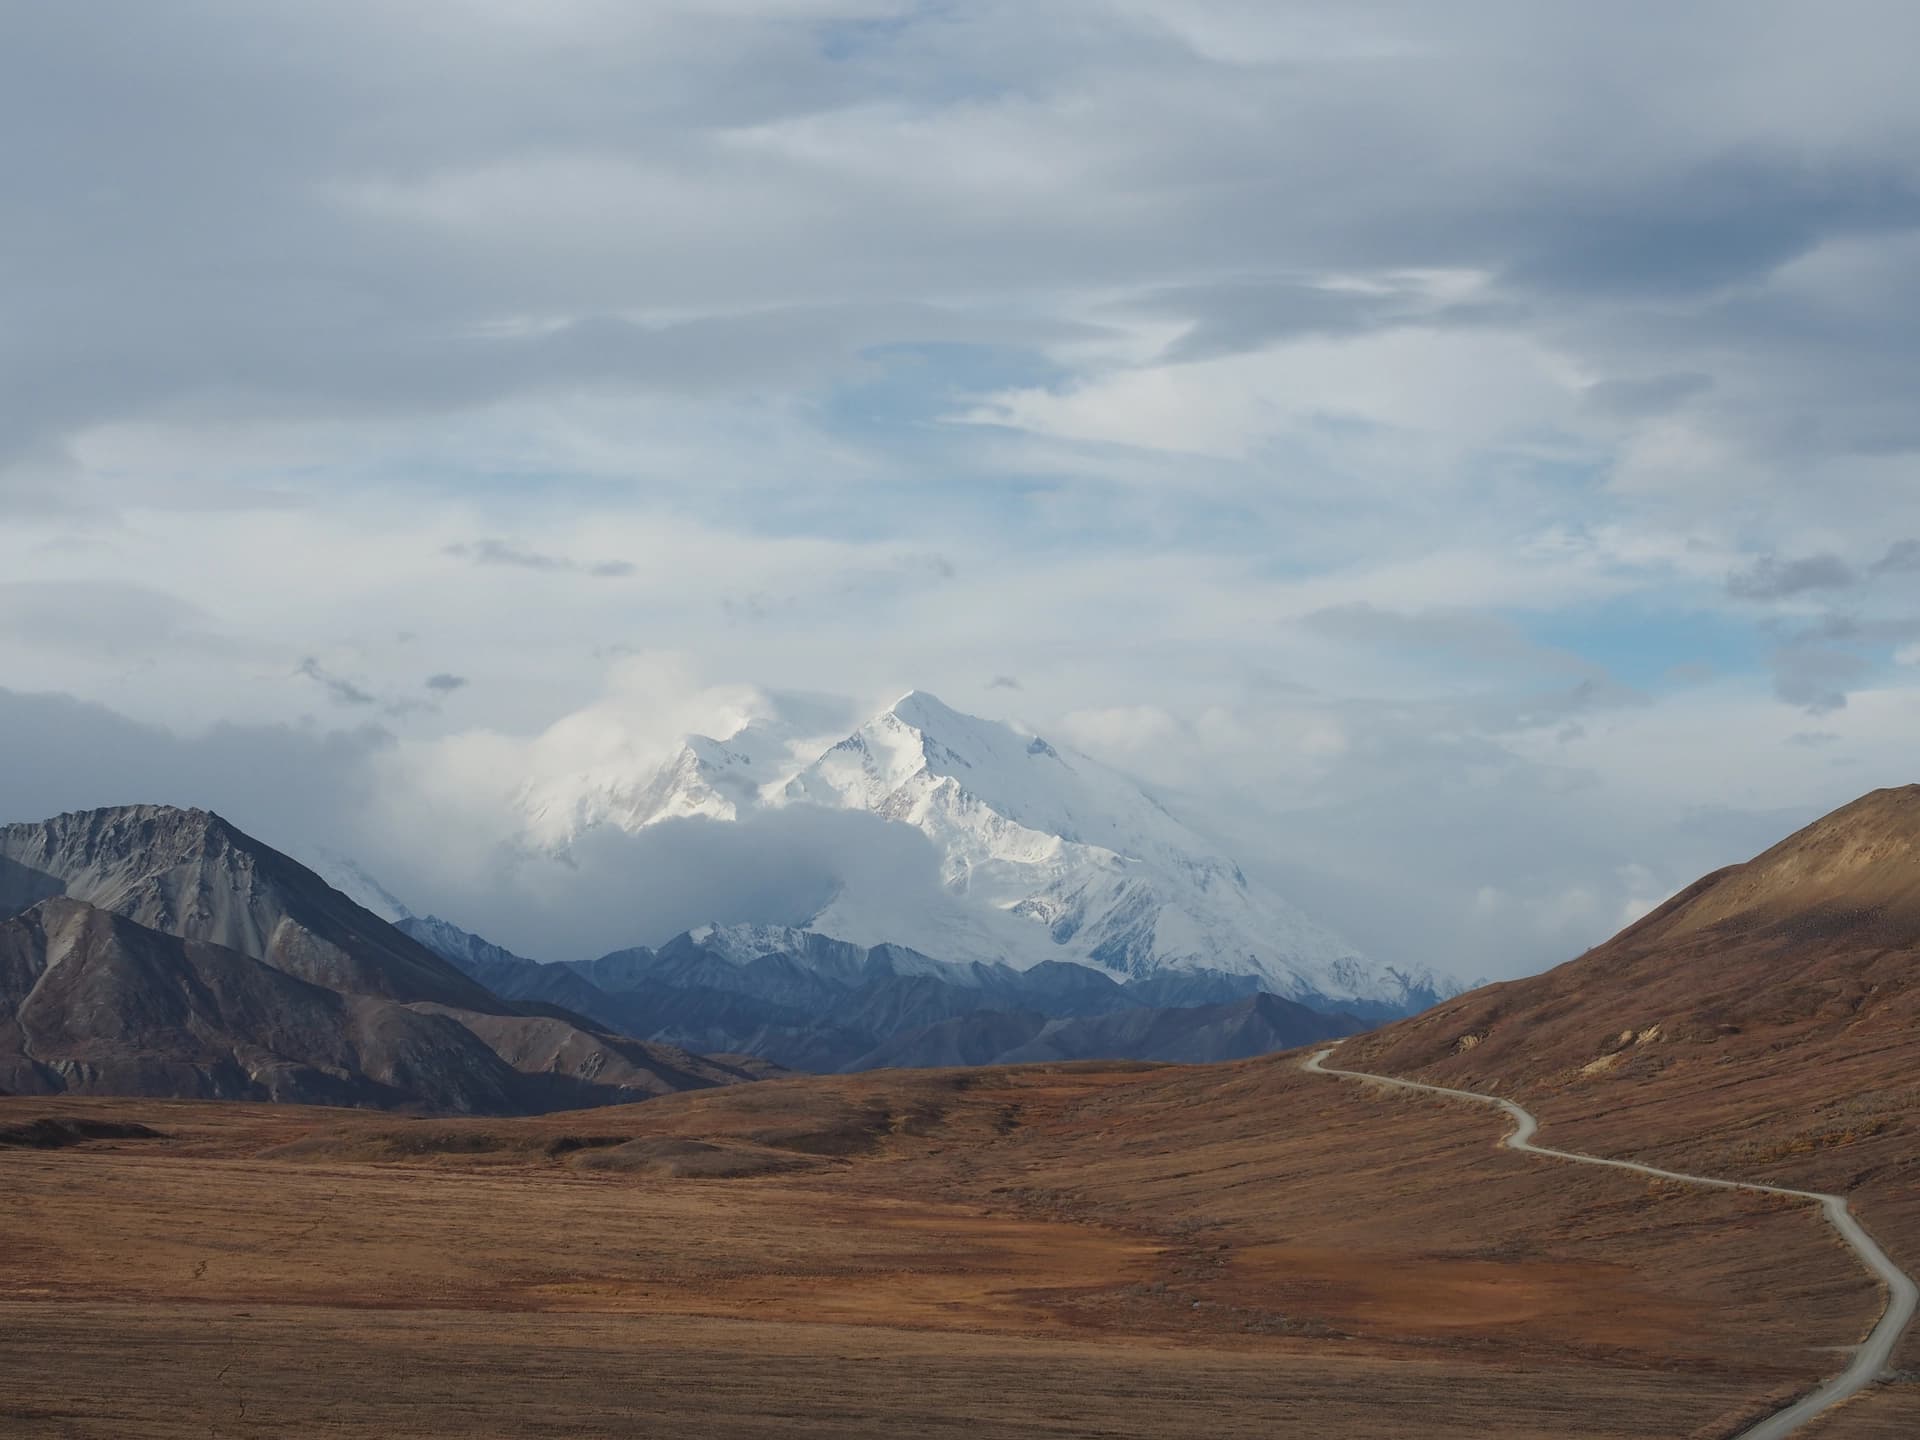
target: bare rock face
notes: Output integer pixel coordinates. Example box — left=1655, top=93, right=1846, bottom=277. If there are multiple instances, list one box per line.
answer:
left=0, top=806, right=769, bottom=1114
left=0, top=806, right=499, bottom=1010
left=0, top=897, right=525, bottom=1111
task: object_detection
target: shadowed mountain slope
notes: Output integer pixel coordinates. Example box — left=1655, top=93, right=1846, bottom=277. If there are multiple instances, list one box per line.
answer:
left=0, top=898, right=525, bottom=1110
left=0, top=808, right=767, bottom=1112
left=852, top=991, right=1359, bottom=1070
left=0, top=807, right=497, bottom=1009
left=404, top=915, right=1364, bottom=1072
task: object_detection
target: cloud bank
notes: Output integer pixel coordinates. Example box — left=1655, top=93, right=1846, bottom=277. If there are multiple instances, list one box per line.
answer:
left=3, top=2, right=1918, bottom=978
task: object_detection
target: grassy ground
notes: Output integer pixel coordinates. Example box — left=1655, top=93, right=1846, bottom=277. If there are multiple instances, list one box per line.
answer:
left=1, top=1051, right=1907, bottom=1437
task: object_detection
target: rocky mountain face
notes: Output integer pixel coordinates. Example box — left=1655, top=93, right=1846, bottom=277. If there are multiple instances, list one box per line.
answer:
left=0, top=898, right=524, bottom=1109
left=514, top=689, right=1456, bottom=1017
left=0, top=807, right=765, bottom=1112
left=0, top=807, right=497, bottom=1010
left=400, top=914, right=627, bottom=1023
left=403, top=914, right=1364, bottom=1073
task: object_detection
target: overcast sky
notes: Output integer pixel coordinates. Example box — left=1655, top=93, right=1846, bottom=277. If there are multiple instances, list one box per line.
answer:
left=4, top=1, right=1919, bottom=978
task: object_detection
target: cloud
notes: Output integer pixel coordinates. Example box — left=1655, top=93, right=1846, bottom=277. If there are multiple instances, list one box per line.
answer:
left=7, top=2, right=1920, bottom=987
left=0, top=581, right=216, bottom=658
left=448, top=540, right=570, bottom=573
left=721, top=592, right=780, bottom=624
left=297, top=657, right=376, bottom=707
left=987, top=674, right=1022, bottom=690
left=1768, top=643, right=1871, bottom=713
left=1581, top=372, right=1712, bottom=419
left=3, top=0, right=1913, bottom=477
left=1302, top=603, right=1565, bottom=669
left=0, top=688, right=388, bottom=848
left=391, top=808, right=946, bottom=962
left=1874, top=539, right=1920, bottom=573
left=1727, top=554, right=1858, bottom=600
left=445, top=540, right=633, bottom=578
left=1788, top=730, right=1841, bottom=747
left=904, top=552, right=956, bottom=580
left=0, top=683, right=954, bottom=964
left=425, top=673, right=468, bottom=694
left=1500, top=149, right=1920, bottom=300
left=1137, top=277, right=1426, bottom=363
left=1059, top=703, right=1183, bottom=755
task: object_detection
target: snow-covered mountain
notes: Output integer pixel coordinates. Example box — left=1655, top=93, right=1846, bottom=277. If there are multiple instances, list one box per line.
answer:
left=517, top=695, right=847, bottom=841
left=515, top=690, right=1456, bottom=1016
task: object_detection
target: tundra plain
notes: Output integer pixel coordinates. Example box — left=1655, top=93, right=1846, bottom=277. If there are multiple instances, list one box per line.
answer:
left=4, top=1050, right=1911, bottom=1439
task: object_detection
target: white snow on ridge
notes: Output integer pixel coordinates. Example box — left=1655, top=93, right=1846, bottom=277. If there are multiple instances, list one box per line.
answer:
left=517, top=701, right=845, bottom=842
left=306, top=848, right=415, bottom=924
left=514, top=688, right=1457, bottom=1012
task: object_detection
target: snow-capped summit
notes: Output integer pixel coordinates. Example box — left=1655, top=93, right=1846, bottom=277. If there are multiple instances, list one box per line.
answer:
left=514, top=688, right=1457, bottom=1015
left=788, top=690, right=1220, bottom=874
left=516, top=690, right=848, bottom=844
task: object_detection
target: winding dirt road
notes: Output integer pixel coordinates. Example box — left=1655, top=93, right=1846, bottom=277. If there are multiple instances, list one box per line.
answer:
left=1303, top=1047, right=1918, bottom=1438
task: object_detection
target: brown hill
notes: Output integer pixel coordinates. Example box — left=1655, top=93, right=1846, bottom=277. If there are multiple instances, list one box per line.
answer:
left=1340, top=783, right=1920, bottom=1392
left=1346, top=784, right=1920, bottom=1112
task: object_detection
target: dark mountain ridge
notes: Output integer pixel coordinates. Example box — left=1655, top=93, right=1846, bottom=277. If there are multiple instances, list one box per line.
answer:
left=0, top=897, right=525, bottom=1110
left=0, top=801, right=1368, bottom=1101
left=401, top=916, right=1365, bottom=1071
left=1, top=807, right=496, bottom=1010
left=853, top=990, right=1357, bottom=1070
left=0, top=807, right=766, bottom=1113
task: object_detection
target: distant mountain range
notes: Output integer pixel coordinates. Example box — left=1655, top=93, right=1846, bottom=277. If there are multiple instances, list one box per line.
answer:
left=397, top=916, right=1362, bottom=1073
left=0, top=804, right=1372, bottom=1113
left=9, top=777, right=1917, bottom=1120
left=516, top=689, right=1458, bottom=1016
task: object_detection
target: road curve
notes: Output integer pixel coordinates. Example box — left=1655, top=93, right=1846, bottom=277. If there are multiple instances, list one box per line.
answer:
left=1303, top=1048, right=1918, bottom=1439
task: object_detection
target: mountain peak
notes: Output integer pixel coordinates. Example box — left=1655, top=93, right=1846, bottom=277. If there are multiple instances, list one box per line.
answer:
left=20, top=803, right=223, bottom=838
left=506, top=687, right=1454, bottom=1012
left=887, top=689, right=962, bottom=727
left=777, top=695, right=1436, bottom=1006
left=2, top=803, right=499, bottom=1011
